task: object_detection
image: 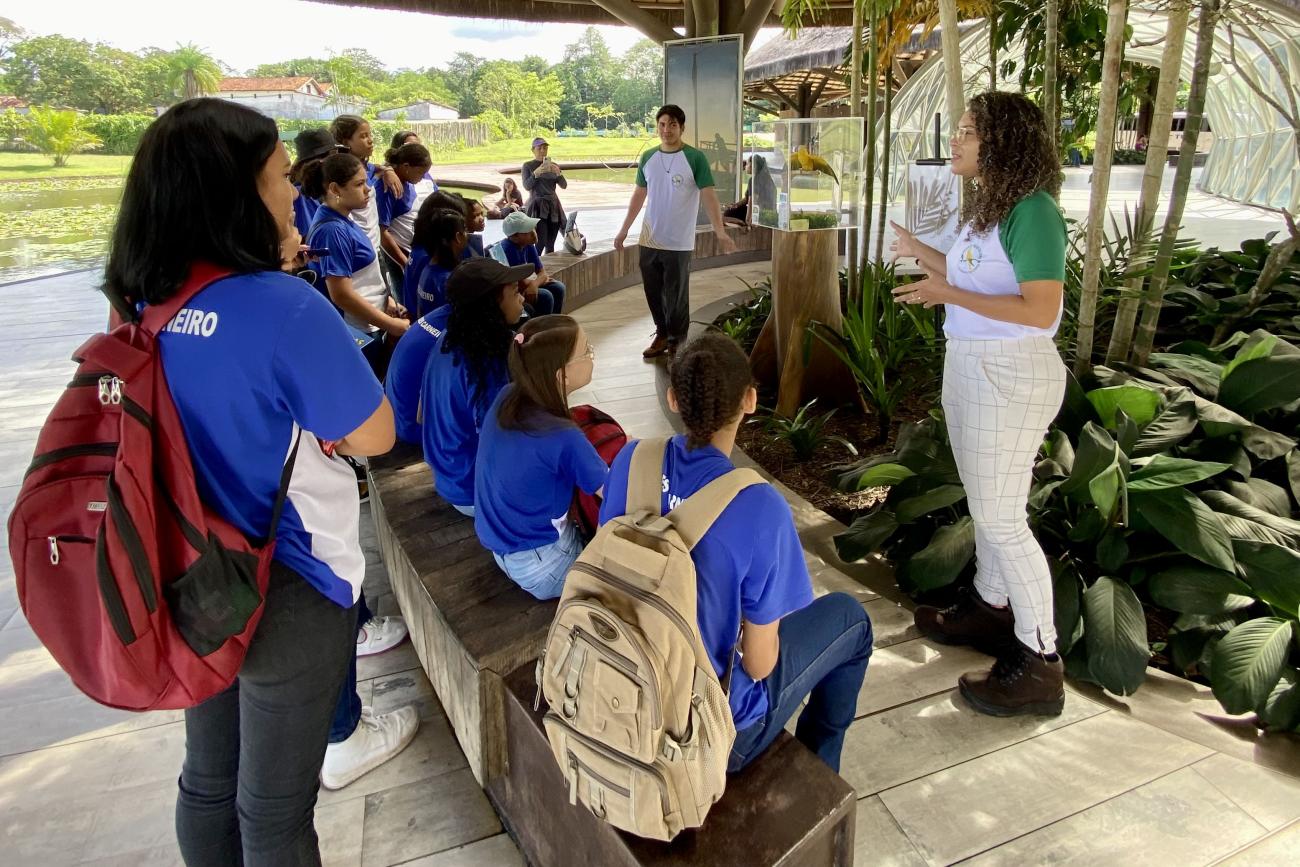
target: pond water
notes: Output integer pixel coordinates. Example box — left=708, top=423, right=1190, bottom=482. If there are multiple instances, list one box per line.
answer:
left=555, top=167, right=637, bottom=185
left=0, top=179, right=122, bottom=283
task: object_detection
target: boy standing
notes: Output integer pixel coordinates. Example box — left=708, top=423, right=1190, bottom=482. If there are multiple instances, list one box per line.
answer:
left=615, top=104, right=737, bottom=357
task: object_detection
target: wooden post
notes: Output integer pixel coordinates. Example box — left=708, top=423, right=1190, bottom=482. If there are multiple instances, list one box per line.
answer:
left=770, top=230, right=847, bottom=416
left=939, top=0, right=964, bottom=130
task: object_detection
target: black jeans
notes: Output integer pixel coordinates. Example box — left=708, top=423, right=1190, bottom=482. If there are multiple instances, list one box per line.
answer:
left=536, top=219, right=562, bottom=254
left=328, top=590, right=370, bottom=743
left=639, top=247, right=694, bottom=344
left=175, top=561, right=358, bottom=867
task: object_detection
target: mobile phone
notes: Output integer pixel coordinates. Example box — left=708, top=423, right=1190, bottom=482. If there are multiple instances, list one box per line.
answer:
left=305, top=247, right=330, bottom=258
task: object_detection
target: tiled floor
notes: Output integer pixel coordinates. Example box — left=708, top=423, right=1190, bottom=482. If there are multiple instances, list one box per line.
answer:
left=3, top=252, right=1299, bottom=864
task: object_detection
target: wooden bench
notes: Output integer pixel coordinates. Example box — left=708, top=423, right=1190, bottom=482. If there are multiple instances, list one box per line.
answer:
left=488, top=663, right=858, bottom=867
left=368, top=442, right=558, bottom=785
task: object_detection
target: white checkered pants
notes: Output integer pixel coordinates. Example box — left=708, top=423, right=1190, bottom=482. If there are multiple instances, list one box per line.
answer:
left=941, top=337, right=1067, bottom=654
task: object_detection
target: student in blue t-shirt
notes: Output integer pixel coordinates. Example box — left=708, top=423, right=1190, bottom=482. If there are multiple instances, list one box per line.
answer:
left=420, top=258, right=533, bottom=516
left=402, top=190, right=470, bottom=317
left=411, top=209, right=468, bottom=318
left=383, top=303, right=451, bottom=444
left=304, top=153, right=410, bottom=378
left=100, top=99, right=412, bottom=863
left=464, top=198, right=487, bottom=258
left=496, top=210, right=566, bottom=315
left=599, top=333, right=873, bottom=774
left=376, top=141, right=435, bottom=297
left=474, top=315, right=607, bottom=598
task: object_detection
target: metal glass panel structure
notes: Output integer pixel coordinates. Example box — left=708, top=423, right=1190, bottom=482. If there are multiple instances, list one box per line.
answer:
left=878, top=1, right=1300, bottom=213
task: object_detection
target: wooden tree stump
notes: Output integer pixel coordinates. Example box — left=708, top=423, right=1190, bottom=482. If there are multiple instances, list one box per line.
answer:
left=751, top=229, right=853, bottom=416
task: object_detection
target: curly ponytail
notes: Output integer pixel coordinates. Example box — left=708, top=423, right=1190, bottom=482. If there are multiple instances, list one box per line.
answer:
left=669, top=333, right=754, bottom=449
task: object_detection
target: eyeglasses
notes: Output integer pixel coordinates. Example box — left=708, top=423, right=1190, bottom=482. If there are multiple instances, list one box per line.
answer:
left=567, top=343, right=595, bottom=364
left=952, top=126, right=979, bottom=144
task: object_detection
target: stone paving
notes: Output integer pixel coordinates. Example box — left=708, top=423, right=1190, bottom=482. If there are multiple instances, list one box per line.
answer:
left=2, top=211, right=1299, bottom=864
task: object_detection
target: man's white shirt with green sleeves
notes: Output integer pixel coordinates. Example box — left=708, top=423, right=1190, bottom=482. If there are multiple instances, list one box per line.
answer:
left=635, top=145, right=715, bottom=251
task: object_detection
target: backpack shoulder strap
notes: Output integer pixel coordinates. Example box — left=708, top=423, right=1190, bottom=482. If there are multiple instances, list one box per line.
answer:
left=626, top=437, right=669, bottom=517
left=667, top=468, right=766, bottom=551
left=138, top=262, right=235, bottom=336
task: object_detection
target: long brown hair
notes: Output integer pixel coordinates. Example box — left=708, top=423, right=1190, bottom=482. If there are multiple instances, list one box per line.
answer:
left=963, top=91, right=1061, bottom=234
left=498, top=315, right=582, bottom=432
left=670, top=333, right=753, bottom=449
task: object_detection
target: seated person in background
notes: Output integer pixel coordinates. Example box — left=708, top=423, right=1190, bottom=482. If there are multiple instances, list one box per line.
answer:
left=598, top=333, right=874, bottom=774
left=403, top=191, right=471, bottom=317
left=489, top=176, right=525, bottom=219
left=474, top=315, right=606, bottom=599
left=383, top=301, right=452, bottom=445
left=420, top=258, right=533, bottom=516
left=722, top=157, right=752, bottom=226
left=412, top=209, right=468, bottom=318
left=465, top=199, right=488, bottom=258
left=496, top=211, right=567, bottom=315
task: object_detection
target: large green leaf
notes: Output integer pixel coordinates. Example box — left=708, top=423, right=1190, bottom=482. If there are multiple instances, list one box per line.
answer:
left=846, top=462, right=915, bottom=491
left=1128, top=455, right=1231, bottom=492
left=834, top=509, right=900, bottom=563
left=1287, top=450, right=1300, bottom=506
left=1234, top=540, right=1300, bottom=615
left=1150, top=352, right=1224, bottom=397
left=1131, top=488, right=1236, bottom=572
left=1189, top=394, right=1297, bottom=460
left=1220, top=332, right=1277, bottom=382
left=1218, top=355, right=1300, bottom=416
left=1210, top=617, right=1294, bottom=714
left=1083, top=577, right=1151, bottom=696
left=894, top=484, right=967, bottom=524
left=1257, top=670, right=1300, bottom=732
left=1054, top=565, right=1083, bottom=656
left=1148, top=566, right=1256, bottom=616
left=1201, top=491, right=1300, bottom=543
left=901, top=518, right=975, bottom=592
left=1087, top=386, right=1161, bottom=429
left=1132, top=389, right=1198, bottom=457
left=1061, top=422, right=1123, bottom=518
left=1045, top=429, right=1075, bottom=474
left=1224, top=478, right=1294, bottom=519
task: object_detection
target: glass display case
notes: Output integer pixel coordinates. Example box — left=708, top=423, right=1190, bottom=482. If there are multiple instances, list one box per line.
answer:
left=750, top=117, right=863, bottom=232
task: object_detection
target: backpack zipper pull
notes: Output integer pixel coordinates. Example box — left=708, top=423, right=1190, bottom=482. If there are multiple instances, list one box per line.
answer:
left=568, top=757, right=580, bottom=806
left=109, top=378, right=124, bottom=405
left=97, top=376, right=112, bottom=405
left=533, top=656, right=545, bottom=712
left=48, top=536, right=59, bottom=565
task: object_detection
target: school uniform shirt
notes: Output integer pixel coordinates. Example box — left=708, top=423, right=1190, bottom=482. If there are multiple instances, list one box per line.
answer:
left=465, top=235, right=485, bottom=259
left=384, top=304, right=451, bottom=444
left=944, top=189, right=1068, bottom=340
left=419, top=338, right=509, bottom=507
left=157, top=271, right=383, bottom=607
left=499, top=237, right=543, bottom=274
left=635, top=145, right=714, bottom=252
left=402, top=246, right=431, bottom=316
left=292, top=186, right=319, bottom=240
left=377, top=176, right=438, bottom=252
left=416, top=261, right=455, bottom=318
left=598, top=435, right=814, bottom=730
left=307, top=205, right=387, bottom=332
left=474, top=387, right=608, bottom=554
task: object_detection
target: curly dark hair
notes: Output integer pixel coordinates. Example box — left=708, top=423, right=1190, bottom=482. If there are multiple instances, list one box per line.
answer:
left=443, top=277, right=514, bottom=411
left=963, top=91, right=1061, bottom=234
left=669, top=333, right=754, bottom=449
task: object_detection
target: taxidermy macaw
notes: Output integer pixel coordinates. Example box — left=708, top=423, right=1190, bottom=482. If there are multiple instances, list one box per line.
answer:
left=793, top=146, right=839, bottom=184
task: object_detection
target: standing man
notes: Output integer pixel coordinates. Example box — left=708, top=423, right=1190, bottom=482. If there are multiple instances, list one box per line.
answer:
left=615, top=104, right=738, bottom=358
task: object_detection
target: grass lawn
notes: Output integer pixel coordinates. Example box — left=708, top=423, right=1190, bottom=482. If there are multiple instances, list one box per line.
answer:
left=435, top=135, right=659, bottom=166
left=0, top=153, right=134, bottom=180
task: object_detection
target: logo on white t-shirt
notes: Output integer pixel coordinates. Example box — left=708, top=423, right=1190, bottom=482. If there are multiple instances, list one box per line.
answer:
left=956, top=242, right=983, bottom=274
left=671, top=173, right=684, bottom=189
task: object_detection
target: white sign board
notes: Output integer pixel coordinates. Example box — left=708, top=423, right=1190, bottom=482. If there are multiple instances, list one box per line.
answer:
left=906, top=162, right=962, bottom=255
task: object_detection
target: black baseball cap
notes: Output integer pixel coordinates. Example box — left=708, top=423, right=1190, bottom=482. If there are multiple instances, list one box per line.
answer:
left=446, top=258, right=536, bottom=304
left=292, top=128, right=346, bottom=167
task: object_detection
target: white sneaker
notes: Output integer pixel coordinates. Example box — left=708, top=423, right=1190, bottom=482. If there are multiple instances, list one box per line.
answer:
left=320, top=706, right=420, bottom=790
left=356, top=615, right=408, bottom=657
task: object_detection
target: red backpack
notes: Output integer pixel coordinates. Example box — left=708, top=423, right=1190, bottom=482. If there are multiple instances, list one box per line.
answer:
left=7, top=263, right=299, bottom=711
left=570, top=404, right=628, bottom=537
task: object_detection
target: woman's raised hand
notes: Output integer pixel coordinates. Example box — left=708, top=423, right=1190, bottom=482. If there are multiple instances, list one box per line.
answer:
left=889, top=220, right=921, bottom=262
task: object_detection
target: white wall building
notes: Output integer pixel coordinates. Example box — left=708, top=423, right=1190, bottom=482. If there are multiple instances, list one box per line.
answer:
left=215, top=77, right=366, bottom=121
left=376, top=101, right=460, bottom=121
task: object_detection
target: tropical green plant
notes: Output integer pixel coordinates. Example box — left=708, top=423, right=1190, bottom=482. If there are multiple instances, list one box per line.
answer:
left=752, top=399, right=858, bottom=462
left=810, top=262, right=940, bottom=440
left=709, top=277, right=772, bottom=350
left=165, top=43, right=222, bottom=101
left=22, top=106, right=102, bottom=167
left=834, top=330, right=1300, bottom=727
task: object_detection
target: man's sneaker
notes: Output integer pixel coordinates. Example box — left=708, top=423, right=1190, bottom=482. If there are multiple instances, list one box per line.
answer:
left=357, top=615, right=408, bottom=657
left=642, top=333, right=670, bottom=358
left=914, top=586, right=1015, bottom=655
left=958, top=642, right=1065, bottom=717
left=320, top=706, right=420, bottom=790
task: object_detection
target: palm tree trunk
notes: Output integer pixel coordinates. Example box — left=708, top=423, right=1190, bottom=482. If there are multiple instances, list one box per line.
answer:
left=848, top=0, right=864, bottom=300
left=1105, top=1, right=1190, bottom=365
left=988, top=2, right=999, bottom=90
left=185, top=70, right=198, bottom=101
left=875, top=18, right=895, bottom=263
left=862, top=2, right=879, bottom=270
left=1043, top=0, right=1059, bottom=153
left=1072, top=0, right=1129, bottom=376
left=1132, top=0, right=1221, bottom=365
left=939, top=0, right=963, bottom=130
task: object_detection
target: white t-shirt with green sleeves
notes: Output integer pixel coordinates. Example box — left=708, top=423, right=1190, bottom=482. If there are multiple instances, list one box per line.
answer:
left=635, top=145, right=714, bottom=252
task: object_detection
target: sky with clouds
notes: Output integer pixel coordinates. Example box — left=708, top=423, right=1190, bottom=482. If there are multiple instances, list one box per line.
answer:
left=1, top=0, right=775, bottom=72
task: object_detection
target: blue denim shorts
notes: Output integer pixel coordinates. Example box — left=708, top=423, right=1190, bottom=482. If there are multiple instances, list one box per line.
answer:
left=493, top=521, right=584, bottom=600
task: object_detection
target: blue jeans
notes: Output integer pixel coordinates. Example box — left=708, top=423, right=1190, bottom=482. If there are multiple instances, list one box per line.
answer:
left=528, top=280, right=567, bottom=316
left=328, top=591, right=370, bottom=744
left=493, top=521, right=584, bottom=600
left=727, top=592, right=873, bottom=774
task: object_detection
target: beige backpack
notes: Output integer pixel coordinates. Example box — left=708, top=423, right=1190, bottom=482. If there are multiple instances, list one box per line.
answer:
left=537, top=437, right=763, bottom=840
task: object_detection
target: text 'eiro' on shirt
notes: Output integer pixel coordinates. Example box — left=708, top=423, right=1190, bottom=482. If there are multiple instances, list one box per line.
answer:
left=307, top=205, right=388, bottom=333
left=474, top=387, right=608, bottom=555
left=635, top=144, right=714, bottom=252
left=943, top=189, right=1068, bottom=340
left=384, top=304, right=450, bottom=445
left=598, top=435, right=814, bottom=730
left=415, top=261, right=454, bottom=318
left=157, top=271, right=384, bottom=607
left=419, top=336, right=509, bottom=508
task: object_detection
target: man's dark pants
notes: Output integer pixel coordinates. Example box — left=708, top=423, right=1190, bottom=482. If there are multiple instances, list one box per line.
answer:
left=639, top=246, right=694, bottom=345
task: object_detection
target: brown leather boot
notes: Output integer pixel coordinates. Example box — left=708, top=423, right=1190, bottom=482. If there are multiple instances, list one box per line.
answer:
left=914, top=586, right=1015, bottom=655
left=642, top=333, right=669, bottom=358
left=958, top=642, right=1065, bottom=717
